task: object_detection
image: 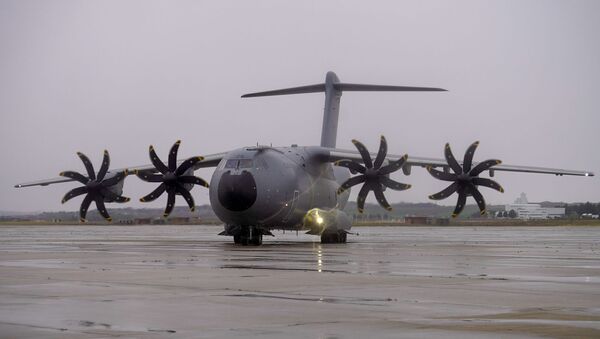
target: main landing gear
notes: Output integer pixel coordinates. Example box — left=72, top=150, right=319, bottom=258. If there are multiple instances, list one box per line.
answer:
left=320, top=230, right=347, bottom=244
left=233, top=226, right=263, bottom=246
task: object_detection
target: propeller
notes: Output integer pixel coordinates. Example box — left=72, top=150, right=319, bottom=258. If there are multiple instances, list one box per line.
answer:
left=427, top=141, right=504, bottom=217
left=136, top=140, right=209, bottom=217
left=60, top=150, right=130, bottom=222
left=335, top=136, right=411, bottom=212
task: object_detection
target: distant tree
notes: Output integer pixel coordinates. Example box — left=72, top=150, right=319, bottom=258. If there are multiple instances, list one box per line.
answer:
left=502, top=211, right=508, bottom=218
left=508, top=209, right=518, bottom=218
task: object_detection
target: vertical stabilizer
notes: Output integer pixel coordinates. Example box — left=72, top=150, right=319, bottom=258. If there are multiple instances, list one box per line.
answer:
left=241, top=72, right=446, bottom=148
left=321, top=72, right=342, bottom=148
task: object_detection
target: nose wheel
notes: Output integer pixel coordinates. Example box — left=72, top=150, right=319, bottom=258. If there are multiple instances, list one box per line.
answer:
left=233, top=226, right=263, bottom=246
left=320, top=230, right=347, bottom=244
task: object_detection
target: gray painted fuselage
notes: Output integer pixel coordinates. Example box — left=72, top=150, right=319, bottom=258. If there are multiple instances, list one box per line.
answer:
left=209, top=145, right=350, bottom=231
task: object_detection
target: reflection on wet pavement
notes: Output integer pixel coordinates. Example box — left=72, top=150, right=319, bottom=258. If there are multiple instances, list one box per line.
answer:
left=0, top=225, right=599, bottom=338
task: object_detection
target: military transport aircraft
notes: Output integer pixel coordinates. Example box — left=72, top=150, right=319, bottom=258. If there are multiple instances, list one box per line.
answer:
left=15, top=72, right=594, bottom=245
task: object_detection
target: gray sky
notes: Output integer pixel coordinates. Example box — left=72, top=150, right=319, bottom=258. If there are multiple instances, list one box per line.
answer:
left=1, top=0, right=599, bottom=213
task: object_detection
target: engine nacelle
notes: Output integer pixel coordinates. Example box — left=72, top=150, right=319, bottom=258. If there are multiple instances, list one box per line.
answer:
left=102, top=171, right=126, bottom=201
left=303, top=208, right=351, bottom=235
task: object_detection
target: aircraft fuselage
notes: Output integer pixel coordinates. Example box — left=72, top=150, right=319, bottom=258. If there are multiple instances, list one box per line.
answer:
left=208, top=146, right=350, bottom=230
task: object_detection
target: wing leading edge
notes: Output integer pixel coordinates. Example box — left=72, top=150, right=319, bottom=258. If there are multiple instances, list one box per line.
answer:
left=14, top=152, right=227, bottom=188
left=327, top=148, right=594, bottom=177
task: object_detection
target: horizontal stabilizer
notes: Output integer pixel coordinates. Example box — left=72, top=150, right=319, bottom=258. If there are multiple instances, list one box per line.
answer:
left=241, top=71, right=446, bottom=148
left=336, top=83, right=446, bottom=92
left=242, top=84, right=325, bottom=98
left=242, top=82, right=446, bottom=98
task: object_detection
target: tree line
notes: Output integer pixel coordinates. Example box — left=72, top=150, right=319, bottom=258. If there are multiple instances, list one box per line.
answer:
left=565, top=202, right=600, bottom=216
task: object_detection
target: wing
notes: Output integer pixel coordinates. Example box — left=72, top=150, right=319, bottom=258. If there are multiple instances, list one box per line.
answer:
left=14, top=152, right=227, bottom=188
left=327, top=148, right=594, bottom=177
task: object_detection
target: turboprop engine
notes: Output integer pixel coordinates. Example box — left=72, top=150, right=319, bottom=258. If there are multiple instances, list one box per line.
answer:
left=303, top=208, right=351, bottom=235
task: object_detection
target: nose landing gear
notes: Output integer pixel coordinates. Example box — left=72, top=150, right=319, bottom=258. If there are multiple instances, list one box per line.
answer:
left=233, top=226, right=263, bottom=246
left=320, top=230, right=347, bottom=244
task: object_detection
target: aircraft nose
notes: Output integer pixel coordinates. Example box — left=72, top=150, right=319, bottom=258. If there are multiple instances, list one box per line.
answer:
left=217, top=170, right=257, bottom=211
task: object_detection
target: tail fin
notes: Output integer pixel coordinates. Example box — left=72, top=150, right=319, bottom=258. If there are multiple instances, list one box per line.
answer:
left=242, top=71, right=446, bottom=148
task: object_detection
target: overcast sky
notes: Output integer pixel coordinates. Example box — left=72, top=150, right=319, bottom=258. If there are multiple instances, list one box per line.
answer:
left=1, top=0, right=599, bottom=213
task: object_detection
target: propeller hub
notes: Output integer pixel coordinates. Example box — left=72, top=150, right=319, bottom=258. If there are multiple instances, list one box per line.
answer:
left=163, top=172, right=177, bottom=182
left=457, top=173, right=472, bottom=182
left=85, top=181, right=101, bottom=190
left=365, top=168, right=379, bottom=180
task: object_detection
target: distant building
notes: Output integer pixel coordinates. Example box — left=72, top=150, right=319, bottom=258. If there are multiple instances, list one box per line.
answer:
left=505, top=193, right=565, bottom=219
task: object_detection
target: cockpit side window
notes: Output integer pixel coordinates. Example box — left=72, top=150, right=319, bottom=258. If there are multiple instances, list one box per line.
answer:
left=238, top=159, right=253, bottom=168
left=256, top=158, right=269, bottom=169
left=224, top=159, right=238, bottom=169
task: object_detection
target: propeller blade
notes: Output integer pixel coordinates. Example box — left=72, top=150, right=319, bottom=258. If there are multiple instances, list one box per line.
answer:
left=176, top=184, right=196, bottom=211
left=149, top=145, right=169, bottom=174
left=135, top=171, right=164, bottom=183
left=452, top=189, right=467, bottom=218
left=379, top=154, right=408, bottom=175
left=102, top=171, right=128, bottom=186
left=60, top=171, right=89, bottom=184
left=380, top=176, right=411, bottom=191
left=352, top=139, right=373, bottom=169
left=472, top=177, right=504, bottom=193
left=100, top=188, right=130, bottom=203
left=429, top=182, right=458, bottom=200
left=62, top=186, right=87, bottom=204
left=97, top=150, right=110, bottom=181
left=426, top=166, right=458, bottom=181
left=462, top=141, right=479, bottom=173
left=140, top=183, right=166, bottom=202
left=94, top=197, right=112, bottom=221
left=79, top=194, right=94, bottom=222
left=373, top=185, right=392, bottom=211
left=337, top=175, right=366, bottom=194
left=356, top=183, right=371, bottom=213
left=77, top=152, right=96, bottom=180
left=176, top=156, right=204, bottom=176
left=444, top=143, right=463, bottom=174
left=163, top=190, right=176, bottom=218
left=168, top=140, right=181, bottom=172
left=334, top=160, right=366, bottom=174
left=470, top=159, right=502, bottom=176
left=178, top=175, right=209, bottom=187
left=373, top=135, right=388, bottom=169
left=469, top=185, right=487, bottom=215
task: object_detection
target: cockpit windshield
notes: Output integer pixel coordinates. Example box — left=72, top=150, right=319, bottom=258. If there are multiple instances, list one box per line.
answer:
left=224, top=159, right=254, bottom=169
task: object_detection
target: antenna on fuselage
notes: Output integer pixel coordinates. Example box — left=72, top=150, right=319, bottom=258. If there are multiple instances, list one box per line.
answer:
left=241, top=71, right=446, bottom=148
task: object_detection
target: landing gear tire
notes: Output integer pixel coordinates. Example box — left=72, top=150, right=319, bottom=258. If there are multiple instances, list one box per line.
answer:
left=321, top=231, right=347, bottom=244
left=233, top=226, right=263, bottom=246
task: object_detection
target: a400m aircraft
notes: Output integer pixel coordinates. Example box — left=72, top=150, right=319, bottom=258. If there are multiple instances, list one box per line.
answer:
left=15, top=72, right=594, bottom=245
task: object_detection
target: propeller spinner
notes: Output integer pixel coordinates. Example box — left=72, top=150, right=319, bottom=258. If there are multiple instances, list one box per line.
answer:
left=60, top=150, right=130, bottom=222
left=136, top=140, right=209, bottom=218
left=427, top=141, right=504, bottom=217
left=336, top=136, right=411, bottom=212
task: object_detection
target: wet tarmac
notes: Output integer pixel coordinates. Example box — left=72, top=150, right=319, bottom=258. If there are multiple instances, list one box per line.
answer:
left=0, top=225, right=599, bottom=338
